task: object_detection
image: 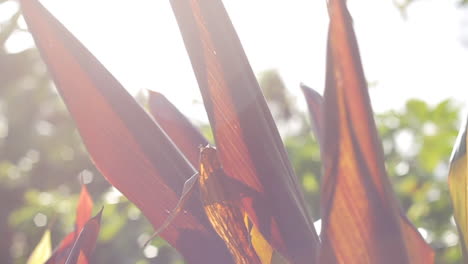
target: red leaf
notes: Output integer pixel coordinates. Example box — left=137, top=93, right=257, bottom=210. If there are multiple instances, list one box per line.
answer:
left=46, top=233, right=75, bottom=264
left=64, top=209, right=103, bottom=264
left=319, top=0, right=434, bottom=263
left=20, top=1, right=232, bottom=262
left=47, top=185, right=93, bottom=264
left=170, top=1, right=319, bottom=262
left=75, top=184, right=93, bottom=232
left=148, top=91, right=208, bottom=166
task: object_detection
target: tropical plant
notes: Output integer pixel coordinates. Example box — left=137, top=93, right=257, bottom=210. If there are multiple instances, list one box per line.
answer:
left=17, top=0, right=467, bottom=263
left=26, top=184, right=101, bottom=264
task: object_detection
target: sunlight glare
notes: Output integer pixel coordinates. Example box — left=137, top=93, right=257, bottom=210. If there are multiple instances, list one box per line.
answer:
left=0, top=0, right=18, bottom=22
left=19, top=0, right=468, bottom=121
left=5, top=30, right=34, bottom=54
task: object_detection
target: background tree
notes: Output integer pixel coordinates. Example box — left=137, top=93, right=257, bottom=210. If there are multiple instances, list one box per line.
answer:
left=394, top=0, right=467, bottom=17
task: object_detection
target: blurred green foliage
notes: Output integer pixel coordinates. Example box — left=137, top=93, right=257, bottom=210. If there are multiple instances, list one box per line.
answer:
left=0, top=1, right=466, bottom=263
left=395, top=0, right=468, bottom=16
left=378, top=99, right=462, bottom=263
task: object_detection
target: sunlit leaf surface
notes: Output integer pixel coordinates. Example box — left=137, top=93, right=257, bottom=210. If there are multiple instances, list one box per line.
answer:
left=20, top=1, right=232, bottom=262
left=448, top=117, right=468, bottom=258
left=149, top=94, right=289, bottom=263
left=198, top=147, right=289, bottom=264
left=170, top=1, right=319, bottom=262
left=27, top=229, right=52, bottom=264
left=319, top=0, right=434, bottom=263
left=147, top=94, right=285, bottom=262
left=199, top=146, right=261, bottom=264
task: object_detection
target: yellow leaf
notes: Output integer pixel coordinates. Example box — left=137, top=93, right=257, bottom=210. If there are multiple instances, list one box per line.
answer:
left=244, top=214, right=289, bottom=264
left=448, top=119, right=468, bottom=257
left=27, top=230, right=52, bottom=264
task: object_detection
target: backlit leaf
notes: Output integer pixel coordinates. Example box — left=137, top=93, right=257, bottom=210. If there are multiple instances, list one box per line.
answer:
left=47, top=185, right=93, bottom=264
left=144, top=172, right=199, bottom=247
left=46, top=229, right=75, bottom=264
left=20, top=1, right=232, bottom=262
left=170, top=1, right=319, bottom=262
left=319, top=1, right=434, bottom=263
left=448, top=117, right=468, bottom=258
left=75, top=184, right=93, bottom=232
left=243, top=205, right=289, bottom=264
left=27, top=229, right=52, bottom=264
left=148, top=91, right=208, bottom=166
left=148, top=94, right=288, bottom=263
left=64, top=209, right=103, bottom=264
left=199, top=147, right=289, bottom=263
left=148, top=91, right=289, bottom=263
left=199, top=146, right=261, bottom=264
left=300, top=84, right=324, bottom=145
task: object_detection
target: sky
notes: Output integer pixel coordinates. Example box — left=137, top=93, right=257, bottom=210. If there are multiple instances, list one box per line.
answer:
left=3, top=0, right=468, bottom=122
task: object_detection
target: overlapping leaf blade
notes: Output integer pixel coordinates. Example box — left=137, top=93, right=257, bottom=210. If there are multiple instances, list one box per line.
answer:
left=199, top=146, right=261, bottom=264
left=319, top=0, right=433, bottom=263
left=149, top=93, right=285, bottom=263
left=47, top=185, right=93, bottom=264
left=170, top=0, right=319, bottom=262
left=200, top=146, right=291, bottom=264
left=448, top=117, right=468, bottom=258
left=301, top=84, right=324, bottom=145
left=148, top=91, right=208, bottom=165
left=20, top=1, right=231, bottom=262
left=64, top=209, right=103, bottom=264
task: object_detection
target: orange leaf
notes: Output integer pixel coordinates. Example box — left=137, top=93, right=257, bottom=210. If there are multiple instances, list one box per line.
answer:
left=149, top=147, right=288, bottom=263
left=199, top=146, right=261, bottom=264
left=170, top=1, right=319, bottom=262
left=148, top=94, right=276, bottom=263
left=147, top=98, right=288, bottom=262
left=20, top=1, right=231, bottom=262
left=319, top=1, right=434, bottom=263
left=301, top=79, right=433, bottom=264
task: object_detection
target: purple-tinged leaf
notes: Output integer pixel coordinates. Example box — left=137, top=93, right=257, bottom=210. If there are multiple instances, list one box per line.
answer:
left=148, top=91, right=208, bottom=166
left=300, top=84, right=324, bottom=145
left=170, top=1, right=319, bottom=262
left=20, top=1, right=232, bottom=262
left=64, top=209, right=103, bottom=264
